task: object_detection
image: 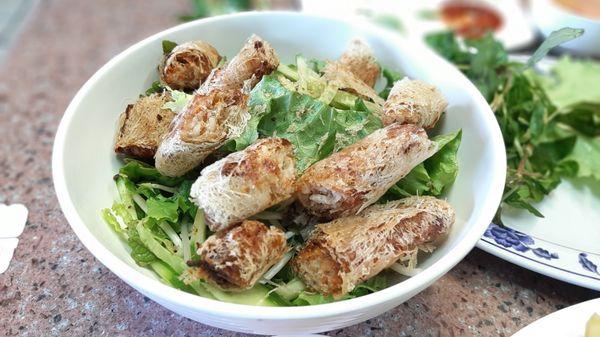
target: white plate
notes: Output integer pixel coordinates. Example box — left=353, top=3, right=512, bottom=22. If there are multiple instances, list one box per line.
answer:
left=301, top=0, right=535, bottom=50
left=512, top=298, right=600, bottom=336
left=477, top=58, right=600, bottom=291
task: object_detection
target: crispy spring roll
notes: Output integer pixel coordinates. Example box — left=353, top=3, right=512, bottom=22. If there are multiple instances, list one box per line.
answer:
left=190, top=137, right=296, bottom=232
left=186, top=220, right=288, bottom=291
left=159, top=40, right=222, bottom=91
left=382, top=77, right=448, bottom=129
left=292, top=196, right=455, bottom=298
left=335, top=38, right=380, bottom=87
left=114, top=92, right=176, bottom=158
left=296, top=123, right=438, bottom=219
left=155, top=35, right=279, bottom=177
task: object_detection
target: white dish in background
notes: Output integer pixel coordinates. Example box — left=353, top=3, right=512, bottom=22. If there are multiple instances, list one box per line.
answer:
left=512, top=298, right=600, bottom=337
left=52, top=12, right=506, bottom=335
left=530, top=0, right=600, bottom=56
left=477, top=57, right=600, bottom=291
left=301, top=0, right=535, bottom=50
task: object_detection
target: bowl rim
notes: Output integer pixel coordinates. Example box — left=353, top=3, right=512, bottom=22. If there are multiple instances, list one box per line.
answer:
left=52, top=11, right=506, bottom=320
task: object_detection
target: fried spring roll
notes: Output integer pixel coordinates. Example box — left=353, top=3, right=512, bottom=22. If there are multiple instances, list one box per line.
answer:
left=187, top=220, right=288, bottom=291
left=292, top=196, right=455, bottom=298
left=382, top=77, right=448, bottom=129
left=190, top=137, right=296, bottom=232
left=296, top=123, right=438, bottom=219
left=159, top=40, right=221, bottom=91
left=155, top=35, right=279, bottom=177
left=336, top=38, right=380, bottom=87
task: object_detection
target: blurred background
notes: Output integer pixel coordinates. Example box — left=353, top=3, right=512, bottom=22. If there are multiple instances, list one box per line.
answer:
left=0, top=1, right=598, bottom=336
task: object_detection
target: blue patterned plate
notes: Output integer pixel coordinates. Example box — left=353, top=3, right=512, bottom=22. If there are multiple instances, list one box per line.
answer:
left=476, top=56, right=600, bottom=291
left=477, top=175, right=600, bottom=291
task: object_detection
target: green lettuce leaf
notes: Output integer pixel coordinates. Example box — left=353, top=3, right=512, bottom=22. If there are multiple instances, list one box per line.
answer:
left=528, top=57, right=600, bottom=109
left=389, top=130, right=462, bottom=198
left=289, top=274, right=388, bottom=306
left=146, top=197, right=179, bottom=223
left=566, top=135, right=600, bottom=180
left=126, top=225, right=158, bottom=266
left=228, top=75, right=383, bottom=172
left=119, top=160, right=184, bottom=186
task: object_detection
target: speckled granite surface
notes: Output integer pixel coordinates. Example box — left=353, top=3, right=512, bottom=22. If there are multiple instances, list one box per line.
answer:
left=0, top=1, right=597, bottom=336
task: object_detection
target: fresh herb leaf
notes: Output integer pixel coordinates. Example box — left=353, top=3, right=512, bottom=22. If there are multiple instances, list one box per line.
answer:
left=162, top=40, right=178, bottom=55
left=120, top=160, right=184, bottom=186
left=145, top=81, right=165, bottom=96
left=522, top=28, right=584, bottom=71
left=425, top=31, right=587, bottom=221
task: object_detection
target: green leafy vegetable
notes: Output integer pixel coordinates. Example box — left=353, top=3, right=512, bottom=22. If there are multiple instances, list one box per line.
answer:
left=388, top=130, right=462, bottom=198
left=146, top=197, right=180, bottom=223
left=145, top=81, right=165, bottom=96
left=119, top=160, right=184, bottom=186
left=527, top=57, right=600, bottom=109
left=162, top=40, right=178, bottom=55
left=425, top=30, right=596, bottom=222
left=127, top=225, right=158, bottom=266
left=379, top=67, right=404, bottom=99
left=179, top=0, right=254, bottom=22
left=228, top=75, right=382, bottom=172
left=289, top=274, right=389, bottom=306
left=162, top=88, right=193, bottom=113
left=556, top=102, right=600, bottom=137
left=567, top=135, right=600, bottom=180
left=522, top=28, right=584, bottom=71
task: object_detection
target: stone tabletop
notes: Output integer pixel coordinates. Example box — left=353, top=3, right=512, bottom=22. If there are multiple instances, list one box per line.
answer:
left=0, top=1, right=597, bottom=336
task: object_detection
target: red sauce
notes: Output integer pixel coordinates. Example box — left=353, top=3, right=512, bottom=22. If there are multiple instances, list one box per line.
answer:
left=440, top=2, right=503, bottom=38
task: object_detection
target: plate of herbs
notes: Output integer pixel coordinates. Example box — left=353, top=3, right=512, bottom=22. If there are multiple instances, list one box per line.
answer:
left=426, top=28, right=600, bottom=290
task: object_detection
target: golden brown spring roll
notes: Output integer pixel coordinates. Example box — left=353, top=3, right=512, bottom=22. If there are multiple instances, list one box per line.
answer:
left=186, top=220, right=288, bottom=291
left=335, top=38, right=380, bottom=87
left=155, top=35, right=279, bottom=177
left=159, top=40, right=221, bottom=91
left=292, top=196, right=455, bottom=298
left=382, top=77, right=448, bottom=129
left=190, top=137, right=296, bottom=232
left=114, top=92, right=176, bottom=159
left=296, top=123, right=438, bottom=219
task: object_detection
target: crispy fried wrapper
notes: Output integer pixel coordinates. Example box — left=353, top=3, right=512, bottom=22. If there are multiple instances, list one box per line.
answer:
left=183, top=220, right=288, bottom=291
left=190, top=137, right=296, bottom=232
left=292, top=196, right=455, bottom=298
left=336, top=38, right=380, bottom=88
left=159, top=40, right=221, bottom=91
left=296, top=123, right=438, bottom=219
left=382, top=77, right=448, bottom=129
left=155, top=35, right=279, bottom=177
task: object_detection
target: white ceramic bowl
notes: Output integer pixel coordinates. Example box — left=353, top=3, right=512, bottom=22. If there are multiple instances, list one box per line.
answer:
left=530, top=0, right=600, bottom=56
left=52, top=12, right=506, bottom=335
